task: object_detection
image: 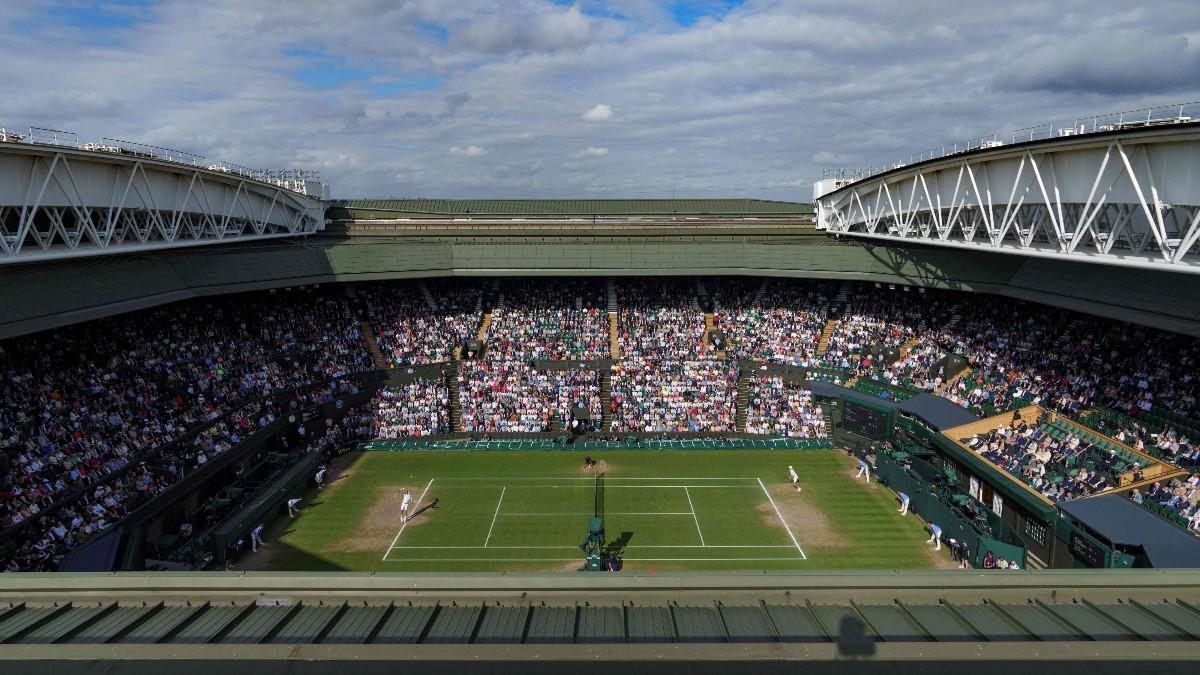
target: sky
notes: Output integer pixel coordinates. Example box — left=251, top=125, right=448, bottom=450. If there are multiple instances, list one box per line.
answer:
left=1, top=0, right=1198, bottom=200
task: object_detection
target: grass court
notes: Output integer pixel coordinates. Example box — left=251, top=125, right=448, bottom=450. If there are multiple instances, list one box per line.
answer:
left=245, top=449, right=949, bottom=572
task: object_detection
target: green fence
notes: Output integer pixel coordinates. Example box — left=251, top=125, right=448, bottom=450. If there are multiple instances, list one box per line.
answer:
left=876, top=452, right=1027, bottom=568
left=212, top=451, right=323, bottom=565
left=361, top=437, right=835, bottom=451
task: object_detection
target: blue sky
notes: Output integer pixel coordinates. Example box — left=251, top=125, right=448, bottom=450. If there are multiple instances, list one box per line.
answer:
left=1, top=0, right=1198, bottom=199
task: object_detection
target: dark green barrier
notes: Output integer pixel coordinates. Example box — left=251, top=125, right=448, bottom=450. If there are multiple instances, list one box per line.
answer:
left=360, top=438, right=835, bottom=451
left=877, top=452, right=1027, bottom=568
left=977, top=536, right=1026, bottom=569
left=212, top=451, right=323, bottom=564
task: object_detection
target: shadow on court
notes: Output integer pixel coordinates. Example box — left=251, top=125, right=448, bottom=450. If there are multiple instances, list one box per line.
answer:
left=409, top=498, right=439, bottom=520
left=604, top=531, right=634, bottom=556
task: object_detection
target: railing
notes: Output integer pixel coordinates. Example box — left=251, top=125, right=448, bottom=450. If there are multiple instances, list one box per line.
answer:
left=830, top=100, right=1200, bottom=182
left=0, top=124, right=322, bottom=196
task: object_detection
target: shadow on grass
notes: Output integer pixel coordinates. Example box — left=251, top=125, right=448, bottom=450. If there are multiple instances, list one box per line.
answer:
left=604, top=531, right=634, bottom=556
left=231, top=539, right=351, bottom=572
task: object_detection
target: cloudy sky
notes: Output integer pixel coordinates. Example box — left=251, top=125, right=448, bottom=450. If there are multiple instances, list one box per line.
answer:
left=1, top=1, right=1198, bottom=200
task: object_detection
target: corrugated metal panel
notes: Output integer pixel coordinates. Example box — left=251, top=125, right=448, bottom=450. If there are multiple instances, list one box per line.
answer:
left=576, top=606, right=624, bottom=644
left=526, top=606, right=575, bottom=644
left=995, top=604, right=1083, bottom=641
left=15, top=604, right=112, bottom=644
left=371, top=605, right=436, bottom=645
left=672, top=606, right=726, bottom=643
left=810, top=604, right=876, bottom=642
left=475, top=606, right=528, bottom=644
left=170, top=605, right=250, bottom=644
left=270, top=605, right=342, bottom=644
left=0, top=604, right=24, bottom=626
left=117, top=605, right=203, bottom=644
left=627, top=606, right=675, bottom=644
left=67, top=604, right=159, bottom=644
left=1091, top=603, right=1186, bottom=641
left=1138, top=602, right=1200, bottom=639
left=423, top=605, right=481, bottom=645
left=219, top=605, right=295, bottom=644
left=6, top=598, right=1200, bottom=646
left=718, top=605, right=776, bottom=643
left=0, top=605, right=70, bottom=643
left=1044, top=603, right=1135, bottom=641
left=902, top=604, right=979, bottom=642
left=951, top=603, right=1030, bottom=642
left=857, top=605, right=928, bottom=642
left=763, top=604, right=827, bottom=642
left=322, top=605, right=388, bottom=644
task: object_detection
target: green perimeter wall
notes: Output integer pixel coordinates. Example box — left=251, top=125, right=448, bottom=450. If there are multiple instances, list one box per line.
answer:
left=2, top=232, right=1198, bottom=338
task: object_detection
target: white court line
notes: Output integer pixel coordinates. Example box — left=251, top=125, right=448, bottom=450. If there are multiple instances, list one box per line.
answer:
left=427, top=480, right=753, bottom=485
left=436, top=477, right=761, bottom=481
left=683, top=487, right=705, bottom=547
left=382, top=478, right=434, bottom=561
left=383, top=557, right=806, bottom=562
left=388, top=545, right=796, bottom=549
left=500, top=512, right=695, bottom=516
left=483, top=486, right=506, bottom=548
left=757, top=477, right=806, bottom=560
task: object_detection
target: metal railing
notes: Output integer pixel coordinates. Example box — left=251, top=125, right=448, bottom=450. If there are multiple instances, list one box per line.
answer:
left=832, top=100, right=1200, bottom=182
left=0, top=124, right=322, bottom=196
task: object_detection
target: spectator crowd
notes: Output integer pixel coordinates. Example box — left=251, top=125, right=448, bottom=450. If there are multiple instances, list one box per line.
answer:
left=7, top=275, right=1200, bottom=571
left=366, top=279, right=481, bottom=365
left=617, top=278, right=711, bottom=360
left=610, top=359, right=738, bottom=433
left=486, top=279, right=609, bottom=361
left=458, top=361, right=600, bottom=433
left=745, top=375, right=828, bottom=438
left=711, top=278, right=832, bottom=364
left=371, top=378, right=451, bottom=438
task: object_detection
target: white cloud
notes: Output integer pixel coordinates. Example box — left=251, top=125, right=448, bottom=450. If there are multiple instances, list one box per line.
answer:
left=578, top=147, right=609, bottom=157
left=929, top=24, right=960, bottom=41
left=582, top=103, right=613, bottom=121
left=1, top=0, right=1197, bottom=199
left=450, top=145, right=487, bottom=157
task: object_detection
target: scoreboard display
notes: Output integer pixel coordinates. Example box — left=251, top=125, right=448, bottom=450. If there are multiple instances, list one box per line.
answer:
left=842, top=400, right=891, bottom=439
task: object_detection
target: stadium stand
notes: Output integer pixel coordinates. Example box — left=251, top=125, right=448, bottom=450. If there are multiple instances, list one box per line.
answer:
left=362, top=279, right=482, bottom=365
left=6, top=276, right=1200, bottom=572
left=486, top=278, right=608, bottom=361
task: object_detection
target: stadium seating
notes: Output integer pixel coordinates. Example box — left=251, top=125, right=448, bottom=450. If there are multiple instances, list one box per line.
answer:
left=6, top=275, right=1200, bottom=571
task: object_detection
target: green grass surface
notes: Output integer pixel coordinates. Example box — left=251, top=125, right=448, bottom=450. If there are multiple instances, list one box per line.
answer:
left=247, top=450, right=948, bottom=572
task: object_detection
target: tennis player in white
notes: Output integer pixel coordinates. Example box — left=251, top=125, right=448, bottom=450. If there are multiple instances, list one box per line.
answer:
left=788, top=465, right=801, bottom=492
left=400, top=488, right=413, bottom=524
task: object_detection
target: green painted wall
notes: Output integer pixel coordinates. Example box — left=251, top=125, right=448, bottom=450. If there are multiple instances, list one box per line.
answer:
left=1, top=233, right=1197, bottom=338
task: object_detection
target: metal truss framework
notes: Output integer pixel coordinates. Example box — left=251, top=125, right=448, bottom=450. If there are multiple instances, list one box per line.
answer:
left=818, top=129, right=1200, bottom=273
left=0, top=146, right=323, bottom=264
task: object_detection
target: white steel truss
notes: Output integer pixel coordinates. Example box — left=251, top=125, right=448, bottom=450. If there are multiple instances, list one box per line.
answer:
left=0, top=146, right=323, bottom=264
left=817, top=129, right=1200, bottom=273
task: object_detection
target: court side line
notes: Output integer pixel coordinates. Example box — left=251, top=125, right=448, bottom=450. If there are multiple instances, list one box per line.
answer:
left=427, top=480, right=753, bottom=485
left=435, top=477, right=760, bottom=481
left=756, top=477, right=806, bottom=560
left=483, top=486, right=507, bottom=548
left=383, top=557, right=806, bottom=563
left=683, top=487, right=706, bottom=547
left=500, top=512, right=695, bottom=516
left=387, top=545, right=796, bottom=549
left=382, top=478, right=434, bottom=561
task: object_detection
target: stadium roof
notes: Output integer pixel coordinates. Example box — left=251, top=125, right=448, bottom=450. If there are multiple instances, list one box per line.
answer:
left=2, top=570, right=1200, bottom=670
left=897, top=394, right=981, bottom=432
left=1058, top=494, right=1200, bottom=568
left=326, top=198, right=813, bottom=220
